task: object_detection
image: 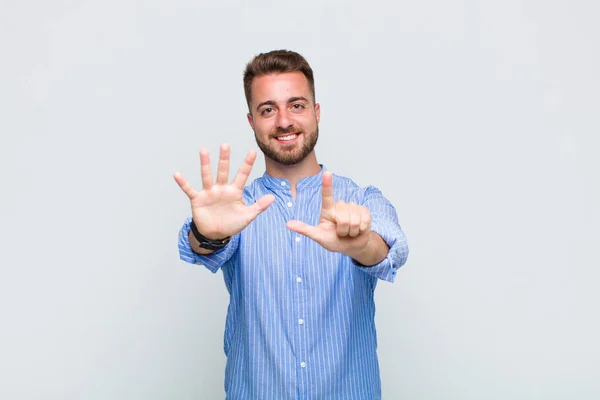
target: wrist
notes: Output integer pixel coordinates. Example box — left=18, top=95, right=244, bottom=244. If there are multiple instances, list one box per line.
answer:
left=189, top=220, right=231, bottom=251
left=188, top=230, right=216, bottom=255
left=347, top=232, right=388, bottom=267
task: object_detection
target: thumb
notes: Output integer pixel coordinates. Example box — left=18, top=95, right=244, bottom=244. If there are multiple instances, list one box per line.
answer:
left=247, top=194, right=275, bottom=220
left=286, top=220, right=322, bottom=243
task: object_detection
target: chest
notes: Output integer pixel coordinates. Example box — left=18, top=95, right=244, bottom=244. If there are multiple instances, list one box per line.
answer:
left=237, top=191, right=348, bottom=285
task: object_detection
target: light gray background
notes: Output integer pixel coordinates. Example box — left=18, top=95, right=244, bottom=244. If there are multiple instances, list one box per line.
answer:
left=1, top=0, right=599, bottom=399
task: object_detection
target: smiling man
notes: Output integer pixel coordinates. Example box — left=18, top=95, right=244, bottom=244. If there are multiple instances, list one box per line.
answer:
left=174, top=49, right=409, bottom=399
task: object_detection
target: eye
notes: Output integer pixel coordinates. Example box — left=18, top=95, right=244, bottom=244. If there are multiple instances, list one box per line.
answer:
left=261, top=107, right=274, bottom=115
left=291, top=103, right=305, bottom=111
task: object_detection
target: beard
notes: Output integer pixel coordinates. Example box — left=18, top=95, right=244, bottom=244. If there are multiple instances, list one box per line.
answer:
left=254, top=124, right=319, bottom=166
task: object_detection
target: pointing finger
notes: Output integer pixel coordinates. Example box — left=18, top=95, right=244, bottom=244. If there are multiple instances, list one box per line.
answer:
left=321, top=171, right=334, bottom=212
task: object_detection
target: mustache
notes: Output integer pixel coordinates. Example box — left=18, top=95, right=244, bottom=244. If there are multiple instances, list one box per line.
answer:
left=270, top=127, right=303, bottom=137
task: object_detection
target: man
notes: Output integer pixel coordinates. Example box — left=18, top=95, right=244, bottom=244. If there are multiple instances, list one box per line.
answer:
left=174, top=50, right=409, bottom=399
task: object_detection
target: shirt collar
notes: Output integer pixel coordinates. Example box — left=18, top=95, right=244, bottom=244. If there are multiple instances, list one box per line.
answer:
left=261, top=164, right=327, bottom=191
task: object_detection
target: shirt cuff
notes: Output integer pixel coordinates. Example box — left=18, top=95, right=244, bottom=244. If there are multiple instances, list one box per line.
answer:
left=178, top=217, right=237, bottom=273
left=353, top=223, right=409, bottom=283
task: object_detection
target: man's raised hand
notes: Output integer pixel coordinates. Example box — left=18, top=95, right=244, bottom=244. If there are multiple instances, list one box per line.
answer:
left=174, top=143, right=275, bottom=240
left=286, top=172, right=375, bottom=259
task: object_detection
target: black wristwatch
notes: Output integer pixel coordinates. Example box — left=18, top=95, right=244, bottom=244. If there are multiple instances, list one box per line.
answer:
left=190, top=220, right=231, bottom=251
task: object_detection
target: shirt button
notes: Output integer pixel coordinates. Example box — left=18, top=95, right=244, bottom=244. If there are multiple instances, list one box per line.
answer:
left=296, top=277, right=302, bottom=283
left=287, top=201, right=293, bottom=207
left=300, top=362, right=306, bottom=368
left=295, top=237, right=301, bottom=243
left=281, top=181, right=286, bottom=186
left=298, top=319, right=304, bottom=325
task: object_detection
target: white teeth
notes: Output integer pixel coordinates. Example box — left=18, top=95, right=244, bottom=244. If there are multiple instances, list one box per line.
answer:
left=278, top=134, right=296, bottom=141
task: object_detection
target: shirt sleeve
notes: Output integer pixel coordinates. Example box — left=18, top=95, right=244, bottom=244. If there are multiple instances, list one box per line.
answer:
left=353, top=185, right=409, bottom=283
left=178, top=217, right=240, bottom=273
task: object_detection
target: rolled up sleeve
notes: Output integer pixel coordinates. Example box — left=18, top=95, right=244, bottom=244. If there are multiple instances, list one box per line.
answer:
left=354, top=186, right=409, bottom=282
left=178, top=217, right=240, bottom=273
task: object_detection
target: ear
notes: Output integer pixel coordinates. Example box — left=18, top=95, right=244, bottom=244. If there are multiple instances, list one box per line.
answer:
left=315, top=103, right=321, bottom=124
left=247, top=112, right=255, bottom=130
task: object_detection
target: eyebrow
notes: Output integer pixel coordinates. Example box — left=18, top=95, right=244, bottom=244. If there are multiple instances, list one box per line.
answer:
left=255, top=96, right=310, bottom=112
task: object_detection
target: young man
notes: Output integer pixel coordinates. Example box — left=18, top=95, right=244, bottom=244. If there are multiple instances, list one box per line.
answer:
left=174, top=50, right=409, bottom=399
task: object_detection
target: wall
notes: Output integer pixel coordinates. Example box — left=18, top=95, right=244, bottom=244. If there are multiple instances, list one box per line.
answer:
left=1, top=0, right=598, bottom=398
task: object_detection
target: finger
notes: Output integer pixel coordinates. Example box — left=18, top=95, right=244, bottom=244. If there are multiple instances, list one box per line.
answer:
left=232, top=150, right=257, bottom=190
left=321, top=171, right=334, bottom=212
left=173, top=172, right=197, bottom=199
left=359, top=206, right=371, bottom=233
left=246, top=194, right=276, bottom=222
left=335, top=201, right=350, bottom=237
left=286, top=220, right=322, bottom=243
left=348, top=202, right=360, bottom=237
left=199, top=148, right=213, bottom=190
left=216, top=143, right=230, bottom=185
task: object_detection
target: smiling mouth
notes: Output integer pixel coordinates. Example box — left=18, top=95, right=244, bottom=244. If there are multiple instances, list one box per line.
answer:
left=273, top=133, right=300, bottom=143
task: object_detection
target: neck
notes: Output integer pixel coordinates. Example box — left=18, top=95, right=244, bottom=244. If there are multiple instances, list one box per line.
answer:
left=265, top=151, right=321, bottom=196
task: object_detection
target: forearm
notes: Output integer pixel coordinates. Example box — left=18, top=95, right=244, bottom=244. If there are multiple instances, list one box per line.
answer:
left=347, top=232, right=389, bottom=267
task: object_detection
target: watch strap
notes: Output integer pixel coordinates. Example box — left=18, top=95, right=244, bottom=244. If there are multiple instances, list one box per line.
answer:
left=190, top=220, right=231, bottom=251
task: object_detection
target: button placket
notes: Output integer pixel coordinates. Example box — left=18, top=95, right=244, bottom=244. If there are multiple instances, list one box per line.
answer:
left=290, top=188, right=308, bottom=383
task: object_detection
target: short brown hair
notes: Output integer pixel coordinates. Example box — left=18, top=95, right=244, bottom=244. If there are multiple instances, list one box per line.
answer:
left=243, top=49, right=315, bottom=112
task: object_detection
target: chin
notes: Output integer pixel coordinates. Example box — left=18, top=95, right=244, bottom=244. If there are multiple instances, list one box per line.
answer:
left=255, top=126, right=318, bottom=166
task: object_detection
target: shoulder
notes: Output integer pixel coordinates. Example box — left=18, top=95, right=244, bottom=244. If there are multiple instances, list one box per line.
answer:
left=242, top=175, right=268, bottom=202
left=329, top=172, right=383, bottom=203
left=330, top=172, right=358, bottom=190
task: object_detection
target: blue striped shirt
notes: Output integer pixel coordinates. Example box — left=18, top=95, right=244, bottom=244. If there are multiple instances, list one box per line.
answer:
left=178, top=165, right=409, bottom=399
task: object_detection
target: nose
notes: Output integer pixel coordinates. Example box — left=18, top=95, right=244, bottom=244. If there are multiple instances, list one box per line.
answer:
left=276, top=108, right=293, bottom=130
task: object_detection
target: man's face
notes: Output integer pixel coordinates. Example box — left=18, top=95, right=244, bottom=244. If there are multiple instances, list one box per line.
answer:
left=247, top=72, right=320, bottom=165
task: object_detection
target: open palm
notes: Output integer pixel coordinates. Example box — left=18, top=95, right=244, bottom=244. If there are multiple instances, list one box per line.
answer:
left=174, top=143, right=275, bottom=240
